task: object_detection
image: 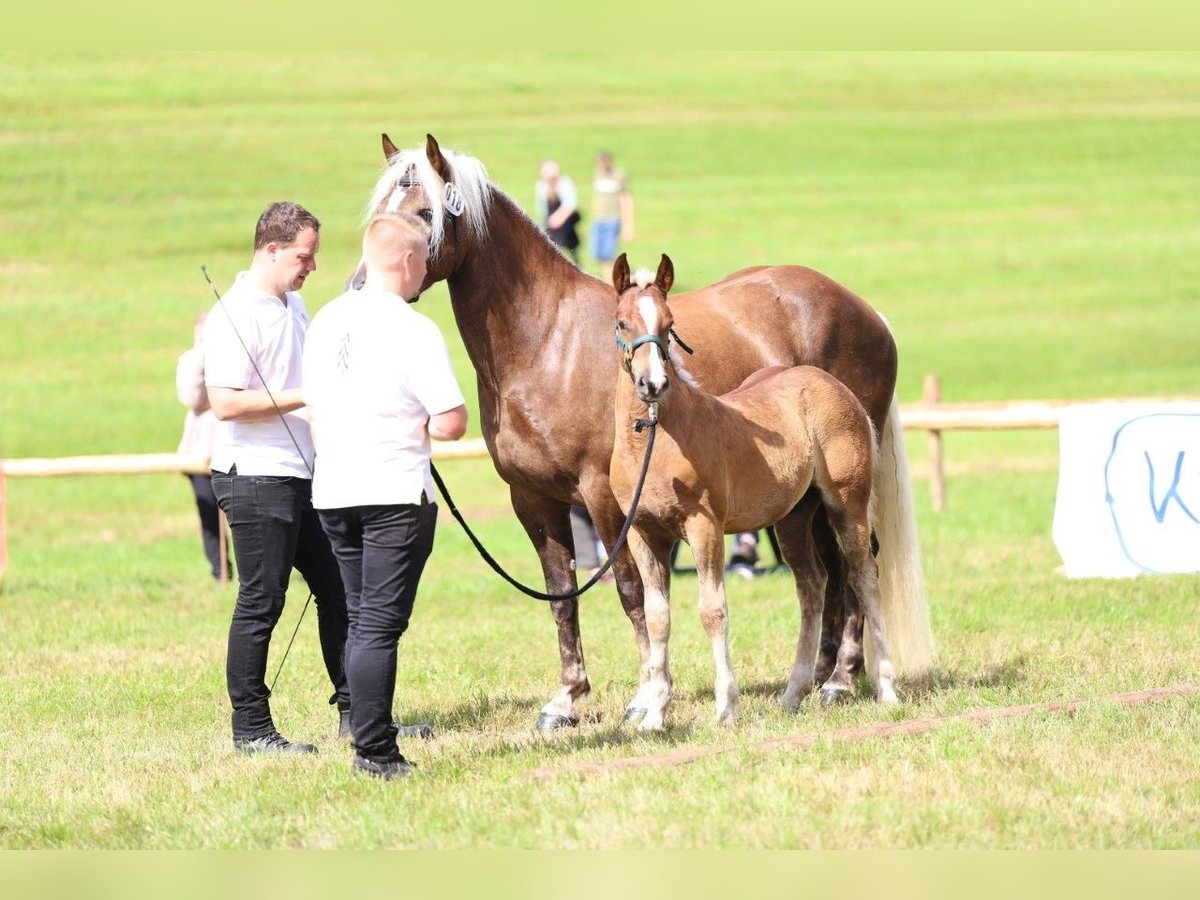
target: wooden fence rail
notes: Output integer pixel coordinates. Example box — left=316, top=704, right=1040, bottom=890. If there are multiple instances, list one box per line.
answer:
left=4, top=380, right=1199, bottom=579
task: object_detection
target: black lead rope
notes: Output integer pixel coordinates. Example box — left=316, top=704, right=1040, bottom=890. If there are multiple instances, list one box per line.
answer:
left=430, top=417, right=658, bottom=602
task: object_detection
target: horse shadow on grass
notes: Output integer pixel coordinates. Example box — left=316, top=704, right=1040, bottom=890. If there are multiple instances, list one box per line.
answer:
left=414, top=690, right=698, bottom=761
left=717, top=654, right=1030, bottom=706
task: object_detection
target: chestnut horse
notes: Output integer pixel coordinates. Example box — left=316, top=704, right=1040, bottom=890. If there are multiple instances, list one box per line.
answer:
left=609, top=254, right=896, bottom=730
left=361, top=134, right=932, bottom=729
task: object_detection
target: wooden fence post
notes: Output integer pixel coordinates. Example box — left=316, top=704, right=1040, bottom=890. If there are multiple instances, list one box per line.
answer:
left=922, top=374, right=946, bottom=512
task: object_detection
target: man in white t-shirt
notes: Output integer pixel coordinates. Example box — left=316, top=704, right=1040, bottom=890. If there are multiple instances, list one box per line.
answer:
left=205, top=201, right=350, bottom=756
left=304, top=211, right=467, bottom=781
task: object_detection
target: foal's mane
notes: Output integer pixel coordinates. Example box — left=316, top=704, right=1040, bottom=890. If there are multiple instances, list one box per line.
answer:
left=363, top=145, right=493, bottom=255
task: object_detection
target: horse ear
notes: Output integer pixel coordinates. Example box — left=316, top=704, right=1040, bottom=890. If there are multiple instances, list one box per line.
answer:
left=426, top=134, right=451, bottom=181
left=382, top=133, right=399, bottom=161
left=612, top=253, right=631, bottom=294
left=656, top=254, right=674, bottom=295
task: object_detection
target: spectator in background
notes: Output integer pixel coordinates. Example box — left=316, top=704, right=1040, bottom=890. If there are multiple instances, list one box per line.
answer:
left=534, top=159, right=582, bottom=263
left=591, top=150, right=634, bottom=282
left=570, top=505, right=612, bottom=584
left=176, top=311, right=231, bottom=582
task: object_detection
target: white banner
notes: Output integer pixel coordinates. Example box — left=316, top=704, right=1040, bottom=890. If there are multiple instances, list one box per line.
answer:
left=1053, top=403, right=1200, bottom=578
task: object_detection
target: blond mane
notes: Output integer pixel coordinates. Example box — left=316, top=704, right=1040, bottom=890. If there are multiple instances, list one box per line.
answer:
left=363, top=145, right=493, bottom=255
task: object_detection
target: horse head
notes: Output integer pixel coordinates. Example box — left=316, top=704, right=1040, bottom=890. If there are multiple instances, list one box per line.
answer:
left=355, top=133, right=493, bottom=291
left=613, top=252, right=675, bottom=403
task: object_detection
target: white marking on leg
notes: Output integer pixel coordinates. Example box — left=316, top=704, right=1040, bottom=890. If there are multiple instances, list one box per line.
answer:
left=852, top=556, right=899, bottom=704
left=782, top=568, right=824, bottom=710
left=638, top=583, right=672, bottom=731
left=699, top=573, right=739, bottom=724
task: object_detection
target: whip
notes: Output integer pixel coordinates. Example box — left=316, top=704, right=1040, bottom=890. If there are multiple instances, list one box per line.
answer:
left=201, top=265, right=313, bottom=693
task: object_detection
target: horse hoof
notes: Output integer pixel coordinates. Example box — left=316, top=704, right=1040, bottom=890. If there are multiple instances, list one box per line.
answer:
left=622, top=707, right=647, bottom=723
left=820, top=686, right=851, bottom=707
left=535, top=712, right=579, bottom=732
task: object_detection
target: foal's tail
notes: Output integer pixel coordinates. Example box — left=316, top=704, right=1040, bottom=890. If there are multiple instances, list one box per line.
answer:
left=870, top=394, right=936, bottom=674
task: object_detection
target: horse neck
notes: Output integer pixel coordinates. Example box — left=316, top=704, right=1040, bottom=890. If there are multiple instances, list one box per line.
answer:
left=613, top=359, right=709, bottom=455
left=447, top=190, right=602, bottom=393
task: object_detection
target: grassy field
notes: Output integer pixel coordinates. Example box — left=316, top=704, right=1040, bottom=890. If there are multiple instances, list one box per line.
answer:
left=2, top=52, right=1199, bottom=848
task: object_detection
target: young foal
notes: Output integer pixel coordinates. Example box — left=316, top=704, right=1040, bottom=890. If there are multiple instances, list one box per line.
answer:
left=609, top=254, right=898, bottom=730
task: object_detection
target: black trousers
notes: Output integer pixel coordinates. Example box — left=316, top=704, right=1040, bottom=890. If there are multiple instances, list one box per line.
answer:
left=186, top=473, right=231, bottom=581
left=211, top=469, right=350, bottom=740
left=319, top=500, right=437, bottom=763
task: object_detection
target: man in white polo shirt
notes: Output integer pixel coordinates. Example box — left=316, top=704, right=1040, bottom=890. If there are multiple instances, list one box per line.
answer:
left=304, top=211, right=467, bottom=780
left=205, top=201, right=350, bottom=755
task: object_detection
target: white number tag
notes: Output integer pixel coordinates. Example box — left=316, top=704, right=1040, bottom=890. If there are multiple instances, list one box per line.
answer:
left=444, top=182, right=465, bottom=217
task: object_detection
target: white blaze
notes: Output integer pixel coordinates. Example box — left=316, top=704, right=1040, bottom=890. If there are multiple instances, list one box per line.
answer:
left=384, top=186, right=406, bottom=213
left=638, top=294, right=667, bottom=388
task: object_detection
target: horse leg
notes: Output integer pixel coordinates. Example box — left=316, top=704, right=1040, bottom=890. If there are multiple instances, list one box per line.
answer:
left=585, top=490, right=653, bottom=721
left=623, top=527, right=674, bottom=731
left=813, top=506, right=848, bottom=685
left=509, top=488, right=591, bottom=731
left=830, top=506, right=898, bottom=704
left=686, top=515, right=740, bottom=725
left=773, top=496, right=827, bottom=711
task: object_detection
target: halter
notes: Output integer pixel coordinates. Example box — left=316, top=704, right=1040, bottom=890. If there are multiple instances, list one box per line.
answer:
left=614, top=326, right=670, bottom=375
left=614, top=327, right=670, bottom=361
left=614, top=323, right=692, bottom=374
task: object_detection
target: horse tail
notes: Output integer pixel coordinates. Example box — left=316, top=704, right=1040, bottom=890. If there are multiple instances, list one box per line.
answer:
left=870, top=393, right=936, bottom=674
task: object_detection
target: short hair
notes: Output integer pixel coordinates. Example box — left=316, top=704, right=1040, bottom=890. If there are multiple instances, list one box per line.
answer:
left=362, top=212, right=431, bottom=265
left=254, top=202, right=321, bottom=250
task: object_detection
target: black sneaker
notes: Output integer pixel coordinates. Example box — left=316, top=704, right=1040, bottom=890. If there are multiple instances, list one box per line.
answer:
left=233, top=731, right=317, bottom=755
left=353, top=754, right=415, bottom=780
left=339, top=710, right=434, bottom=741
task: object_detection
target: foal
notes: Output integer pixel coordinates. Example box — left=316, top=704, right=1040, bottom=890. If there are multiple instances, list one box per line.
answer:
left=609, top=254, right=898, bottom=730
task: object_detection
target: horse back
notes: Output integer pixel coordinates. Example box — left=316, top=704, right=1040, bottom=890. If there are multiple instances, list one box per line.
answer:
left=670, top=265, right=897, bottom=428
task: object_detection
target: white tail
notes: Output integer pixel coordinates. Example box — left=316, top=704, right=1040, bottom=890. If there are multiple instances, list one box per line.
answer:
left=869, top=394, right=936, bottom=674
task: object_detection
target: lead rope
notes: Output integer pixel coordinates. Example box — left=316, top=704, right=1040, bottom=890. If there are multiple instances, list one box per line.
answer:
left=430, top=411, right=658, bottom=602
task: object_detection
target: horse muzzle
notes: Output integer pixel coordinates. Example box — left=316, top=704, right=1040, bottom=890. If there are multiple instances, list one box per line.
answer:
left=636, top=374, right=669, bottom=403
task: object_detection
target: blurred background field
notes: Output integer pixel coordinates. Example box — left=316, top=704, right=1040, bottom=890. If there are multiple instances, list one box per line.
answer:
left=1, top=52, right=1198, bottom=848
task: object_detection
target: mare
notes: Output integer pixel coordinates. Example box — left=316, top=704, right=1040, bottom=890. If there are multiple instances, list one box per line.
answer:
left=361, top=134, right=932, bottom=729
left=608, top=254, right=896, bottom=730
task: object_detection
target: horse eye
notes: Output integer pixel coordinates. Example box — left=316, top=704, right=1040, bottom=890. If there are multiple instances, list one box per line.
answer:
left=417, top=209, right=434, bottom=225
left=617, top=320, right=628, bottom=331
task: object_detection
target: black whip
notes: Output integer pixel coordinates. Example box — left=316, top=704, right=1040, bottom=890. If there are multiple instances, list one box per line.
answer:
left=201, top=265, right=313, bottom=693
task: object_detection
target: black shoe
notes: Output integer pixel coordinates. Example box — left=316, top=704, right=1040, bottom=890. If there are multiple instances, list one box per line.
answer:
left=353, top=754, right=414, bottom=780
left=233, top=731, right=317, bottom=756
left=339, top=710, right=434, bottom=741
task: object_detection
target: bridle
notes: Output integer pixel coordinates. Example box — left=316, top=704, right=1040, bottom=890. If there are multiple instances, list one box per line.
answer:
left=393, top=171, right=466, bottom=287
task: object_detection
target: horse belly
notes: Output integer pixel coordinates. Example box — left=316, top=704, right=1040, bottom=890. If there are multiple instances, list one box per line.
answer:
left=723, top=453, right=813, bottom=534
left=713, top=393, right=816, bottom=533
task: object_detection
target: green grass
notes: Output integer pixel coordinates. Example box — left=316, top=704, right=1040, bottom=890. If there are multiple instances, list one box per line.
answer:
left=2, top=52, right=1199, bottom=848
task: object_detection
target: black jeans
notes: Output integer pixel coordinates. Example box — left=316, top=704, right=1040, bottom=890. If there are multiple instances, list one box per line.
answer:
left=211, top=469, right=350, bottom=740
left=186, top=473, right=231, bottom=581
left=319, top=500, right=437, bottom=763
